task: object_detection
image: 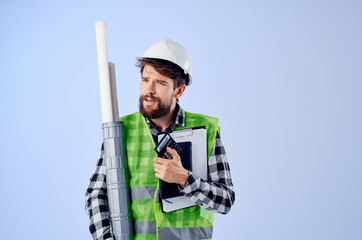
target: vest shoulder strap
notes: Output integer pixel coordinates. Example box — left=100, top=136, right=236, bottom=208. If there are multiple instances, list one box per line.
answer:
left=119, top=112, right=141, bottom=123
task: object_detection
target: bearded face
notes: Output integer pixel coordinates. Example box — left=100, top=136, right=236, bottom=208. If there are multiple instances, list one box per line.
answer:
left=139, top=93, right=172, bottom=119
left=139, top=64, right=184, bottom=120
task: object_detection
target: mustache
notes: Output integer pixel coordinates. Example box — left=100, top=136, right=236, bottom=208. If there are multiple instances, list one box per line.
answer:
left=140, top=94, right=161, bottom=102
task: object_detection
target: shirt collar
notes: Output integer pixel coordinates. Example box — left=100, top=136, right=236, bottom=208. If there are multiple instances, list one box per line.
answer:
left=174, top=103, right=185, bottom=127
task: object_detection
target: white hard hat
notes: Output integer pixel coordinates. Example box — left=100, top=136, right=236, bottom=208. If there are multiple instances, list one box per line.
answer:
left=137, top=38, right=193, bottom=85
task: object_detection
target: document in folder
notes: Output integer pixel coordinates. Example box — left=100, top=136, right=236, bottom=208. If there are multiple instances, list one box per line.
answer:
left=157, top=127, right=208, bottom=212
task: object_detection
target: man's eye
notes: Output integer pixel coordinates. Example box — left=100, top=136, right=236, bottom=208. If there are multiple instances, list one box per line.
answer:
left=142, top=79, right=149, bottom=82
left=158, top=81, right=166, bottom=85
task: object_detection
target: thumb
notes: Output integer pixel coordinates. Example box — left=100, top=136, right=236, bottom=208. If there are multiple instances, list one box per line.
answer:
left=166, top=147, right=180, bottom=161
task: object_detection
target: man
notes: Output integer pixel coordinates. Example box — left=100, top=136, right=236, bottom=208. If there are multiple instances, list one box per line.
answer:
left=86, top=39, right=235, bottom=240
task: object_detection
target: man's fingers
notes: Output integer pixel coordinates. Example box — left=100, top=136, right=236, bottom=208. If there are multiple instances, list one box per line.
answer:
left=154, top=157, right=166, bottom=164
left=154, top=157, right=167, bottom=172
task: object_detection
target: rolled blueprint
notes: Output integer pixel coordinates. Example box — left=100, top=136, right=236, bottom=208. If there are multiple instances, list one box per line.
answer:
left=95, top=21, right=117, bottom=122
left=109, top=62, right=119, bottom=120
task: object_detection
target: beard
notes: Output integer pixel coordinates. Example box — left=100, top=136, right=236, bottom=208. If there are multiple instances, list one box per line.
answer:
left=139, top=94, right=172, bottom=119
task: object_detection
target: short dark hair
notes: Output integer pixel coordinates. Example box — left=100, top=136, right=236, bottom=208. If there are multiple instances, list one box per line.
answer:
left=136, top=58, right=189, bottom=89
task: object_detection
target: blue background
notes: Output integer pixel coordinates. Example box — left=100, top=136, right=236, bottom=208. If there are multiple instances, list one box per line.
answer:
left=1, top=1, right=361, bottom=239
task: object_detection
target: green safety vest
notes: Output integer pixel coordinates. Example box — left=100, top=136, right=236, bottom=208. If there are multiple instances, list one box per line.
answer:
left=120, top=111, right=219, bottom=240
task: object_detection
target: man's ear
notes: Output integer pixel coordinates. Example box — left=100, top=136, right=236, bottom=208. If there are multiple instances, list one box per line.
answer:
left=174, top=84, right=186, bottom=99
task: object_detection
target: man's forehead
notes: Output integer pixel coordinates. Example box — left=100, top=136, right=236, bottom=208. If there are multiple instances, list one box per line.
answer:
left=142, top=64, right=172, bottom=82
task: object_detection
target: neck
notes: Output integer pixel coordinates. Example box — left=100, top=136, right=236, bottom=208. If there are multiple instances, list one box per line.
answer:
left=151, top=103, right=177, bottom=132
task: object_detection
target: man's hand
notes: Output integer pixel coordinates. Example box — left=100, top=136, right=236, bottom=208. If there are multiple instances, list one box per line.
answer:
left=154, top=147, right=189, bottom=188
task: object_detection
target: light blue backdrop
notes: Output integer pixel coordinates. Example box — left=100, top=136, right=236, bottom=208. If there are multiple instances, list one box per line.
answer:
left=1, top=0, right=361, bottom=239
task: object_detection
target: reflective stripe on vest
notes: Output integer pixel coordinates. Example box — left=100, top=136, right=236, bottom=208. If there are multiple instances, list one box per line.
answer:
left=130, top=187, right=160, bottom=203
left=130, top=186, right=156, bottom=201
left=134, top=221, right=156, bottom=234
left=158, top=226, right=213, bottom=239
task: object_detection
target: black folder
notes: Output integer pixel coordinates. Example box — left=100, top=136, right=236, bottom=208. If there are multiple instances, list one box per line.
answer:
left=159, top=141, right=192, bottom=204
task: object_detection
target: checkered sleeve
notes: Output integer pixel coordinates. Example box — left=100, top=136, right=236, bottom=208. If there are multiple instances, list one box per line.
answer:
left=85, top=144, right=114, bottom=240
left=181, top=131, right=235, bottom=214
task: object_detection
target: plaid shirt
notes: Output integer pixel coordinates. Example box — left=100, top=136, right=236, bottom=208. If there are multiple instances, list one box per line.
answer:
left=85, top=105, right=235, bottom=240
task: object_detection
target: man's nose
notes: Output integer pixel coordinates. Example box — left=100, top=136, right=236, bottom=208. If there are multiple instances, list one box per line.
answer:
left=145, top=81, right=156, bottom=94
